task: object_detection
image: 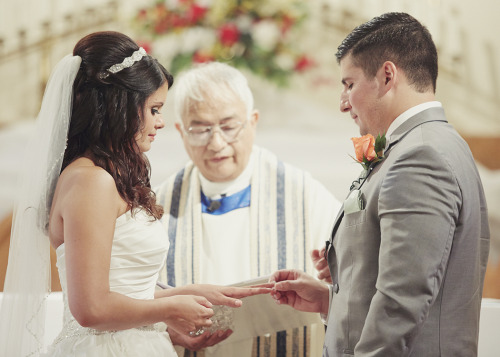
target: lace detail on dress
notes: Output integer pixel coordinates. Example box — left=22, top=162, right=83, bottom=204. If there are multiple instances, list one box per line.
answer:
left=51, top=320, right=158, bottom=347
left=53, top=320, right=159, bottom=346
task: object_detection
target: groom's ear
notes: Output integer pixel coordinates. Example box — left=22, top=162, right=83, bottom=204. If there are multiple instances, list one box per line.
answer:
left=377, top=61, right=396, bottom=93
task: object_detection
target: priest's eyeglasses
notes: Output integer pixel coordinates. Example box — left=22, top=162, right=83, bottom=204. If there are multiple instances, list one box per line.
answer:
left=182, top=120, right=248, bottom=147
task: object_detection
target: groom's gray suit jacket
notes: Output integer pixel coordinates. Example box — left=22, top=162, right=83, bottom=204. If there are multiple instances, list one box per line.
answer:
left=324, top=107, right=490, bottom=356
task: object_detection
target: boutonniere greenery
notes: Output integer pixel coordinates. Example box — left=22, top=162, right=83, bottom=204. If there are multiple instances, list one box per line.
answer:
left=350, top=133, right=386, bottom=170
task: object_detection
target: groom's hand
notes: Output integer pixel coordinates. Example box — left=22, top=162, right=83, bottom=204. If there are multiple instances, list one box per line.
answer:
left=311, top=248, right=332, bottom=283
left=270, top=269, right=330, bottom=315
left=168, top=326, right=233, bottom=351
left=186, top=284, right=272, bottom=307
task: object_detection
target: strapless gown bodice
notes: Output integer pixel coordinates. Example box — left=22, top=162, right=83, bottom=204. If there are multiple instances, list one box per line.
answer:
left=43, top=210, right=177, bottom=356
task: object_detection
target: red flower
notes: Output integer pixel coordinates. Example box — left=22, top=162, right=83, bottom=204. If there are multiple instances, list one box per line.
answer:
left=170, top=13, right=189, bottom=28
left=136, top=41, right=152, bottom=55
left=154, top=19, right=171, bottom=34
left=187, top=4, right=207, bottom=24
left=193, top=50, right=215, bottom=63
left=137, top=9, right=148, bottom=21
left=155, top=3, right=168, bottom=17
left=294, top=55, right=315, bottom=72
left=281, top=14, right=295, bottom=34
left=218, top=23, right=240, bottom=47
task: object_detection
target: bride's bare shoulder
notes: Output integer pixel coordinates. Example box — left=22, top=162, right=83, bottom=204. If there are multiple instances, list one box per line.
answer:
left=55, top=157, right=120, bottom=205
left=49, top=157, right=124, bottom=247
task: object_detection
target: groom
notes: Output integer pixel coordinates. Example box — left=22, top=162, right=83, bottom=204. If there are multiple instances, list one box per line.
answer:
left=272, top=12, right=490, bottom=356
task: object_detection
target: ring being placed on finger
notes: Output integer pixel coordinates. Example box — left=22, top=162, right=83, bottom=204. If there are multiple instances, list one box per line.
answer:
left=189, top=327, right=205, bottom=337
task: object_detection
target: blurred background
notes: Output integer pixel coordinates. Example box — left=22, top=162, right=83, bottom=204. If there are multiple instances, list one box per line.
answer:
left=0, top=0, right=499, bottom=298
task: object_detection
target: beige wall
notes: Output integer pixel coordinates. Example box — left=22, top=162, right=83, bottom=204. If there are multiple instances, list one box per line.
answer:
left=0, top=0, right=150, bottom=126
left=1, top=0, right=499, bottom=133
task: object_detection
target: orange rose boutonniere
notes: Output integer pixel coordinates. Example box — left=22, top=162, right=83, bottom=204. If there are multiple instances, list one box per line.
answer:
left=351, top=133, right=386, bottom=170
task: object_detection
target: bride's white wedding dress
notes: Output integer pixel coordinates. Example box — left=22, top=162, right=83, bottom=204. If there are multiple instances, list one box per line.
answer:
left=43, top=209, right=177, bottom=356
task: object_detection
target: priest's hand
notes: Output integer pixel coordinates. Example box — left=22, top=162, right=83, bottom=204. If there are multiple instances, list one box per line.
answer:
left=269, top=269, right=330, bottom=315
left=168, top=326, right=233, bottom=351
left=311, top=247, right=332, bottom=283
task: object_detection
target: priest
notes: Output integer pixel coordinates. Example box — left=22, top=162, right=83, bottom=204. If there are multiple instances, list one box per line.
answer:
left=155, top=62, right=341, bottom=357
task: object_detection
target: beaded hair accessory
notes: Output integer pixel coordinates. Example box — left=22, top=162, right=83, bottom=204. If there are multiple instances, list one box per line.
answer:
left=98, top=47, right=147, bottom=79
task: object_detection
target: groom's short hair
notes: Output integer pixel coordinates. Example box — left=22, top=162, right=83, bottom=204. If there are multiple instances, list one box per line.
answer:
left=335, top=12, right=438, bottom=93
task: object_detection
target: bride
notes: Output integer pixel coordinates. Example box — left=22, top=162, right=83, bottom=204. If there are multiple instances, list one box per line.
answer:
left=0, top=31, right=269, bottom=356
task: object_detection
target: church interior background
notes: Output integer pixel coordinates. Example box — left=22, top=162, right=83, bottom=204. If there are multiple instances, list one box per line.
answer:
left=0, top=0, right=499, bottom=354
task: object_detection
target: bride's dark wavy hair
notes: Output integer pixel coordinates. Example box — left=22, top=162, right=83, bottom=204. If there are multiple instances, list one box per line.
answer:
left=63, top=31, right=173, bottom=220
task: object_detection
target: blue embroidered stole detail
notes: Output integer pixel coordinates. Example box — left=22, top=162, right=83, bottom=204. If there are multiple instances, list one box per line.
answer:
left=200, top=185, right=251, bottom=215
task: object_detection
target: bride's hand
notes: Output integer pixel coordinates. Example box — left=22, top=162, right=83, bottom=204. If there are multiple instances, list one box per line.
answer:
left=187, top=284, right=273, bottom=307
left=163, top=295, right=214, bottom=335
left=168, top=326, right=233, bottom=351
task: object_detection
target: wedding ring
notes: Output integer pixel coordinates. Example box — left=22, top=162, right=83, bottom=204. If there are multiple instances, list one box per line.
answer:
left=188, top=327, right=205, bottom=337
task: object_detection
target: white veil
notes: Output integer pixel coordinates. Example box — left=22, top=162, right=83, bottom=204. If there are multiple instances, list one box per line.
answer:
left=0, top=55, right=81, bottom=356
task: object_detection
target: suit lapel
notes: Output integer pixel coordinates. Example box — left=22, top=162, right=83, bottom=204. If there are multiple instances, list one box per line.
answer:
left=387, top=107, right=447, bottom=150
left=325, top=106, right=449, bottom=307
left=329, top=208, right=344, bottom=243
left=328, top=107, right=447, bottom=247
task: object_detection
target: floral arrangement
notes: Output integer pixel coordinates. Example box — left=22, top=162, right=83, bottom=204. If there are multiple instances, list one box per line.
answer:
left=133, top=0, right=314, bottom=86
left=351, top=133, right=386, bottom=170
